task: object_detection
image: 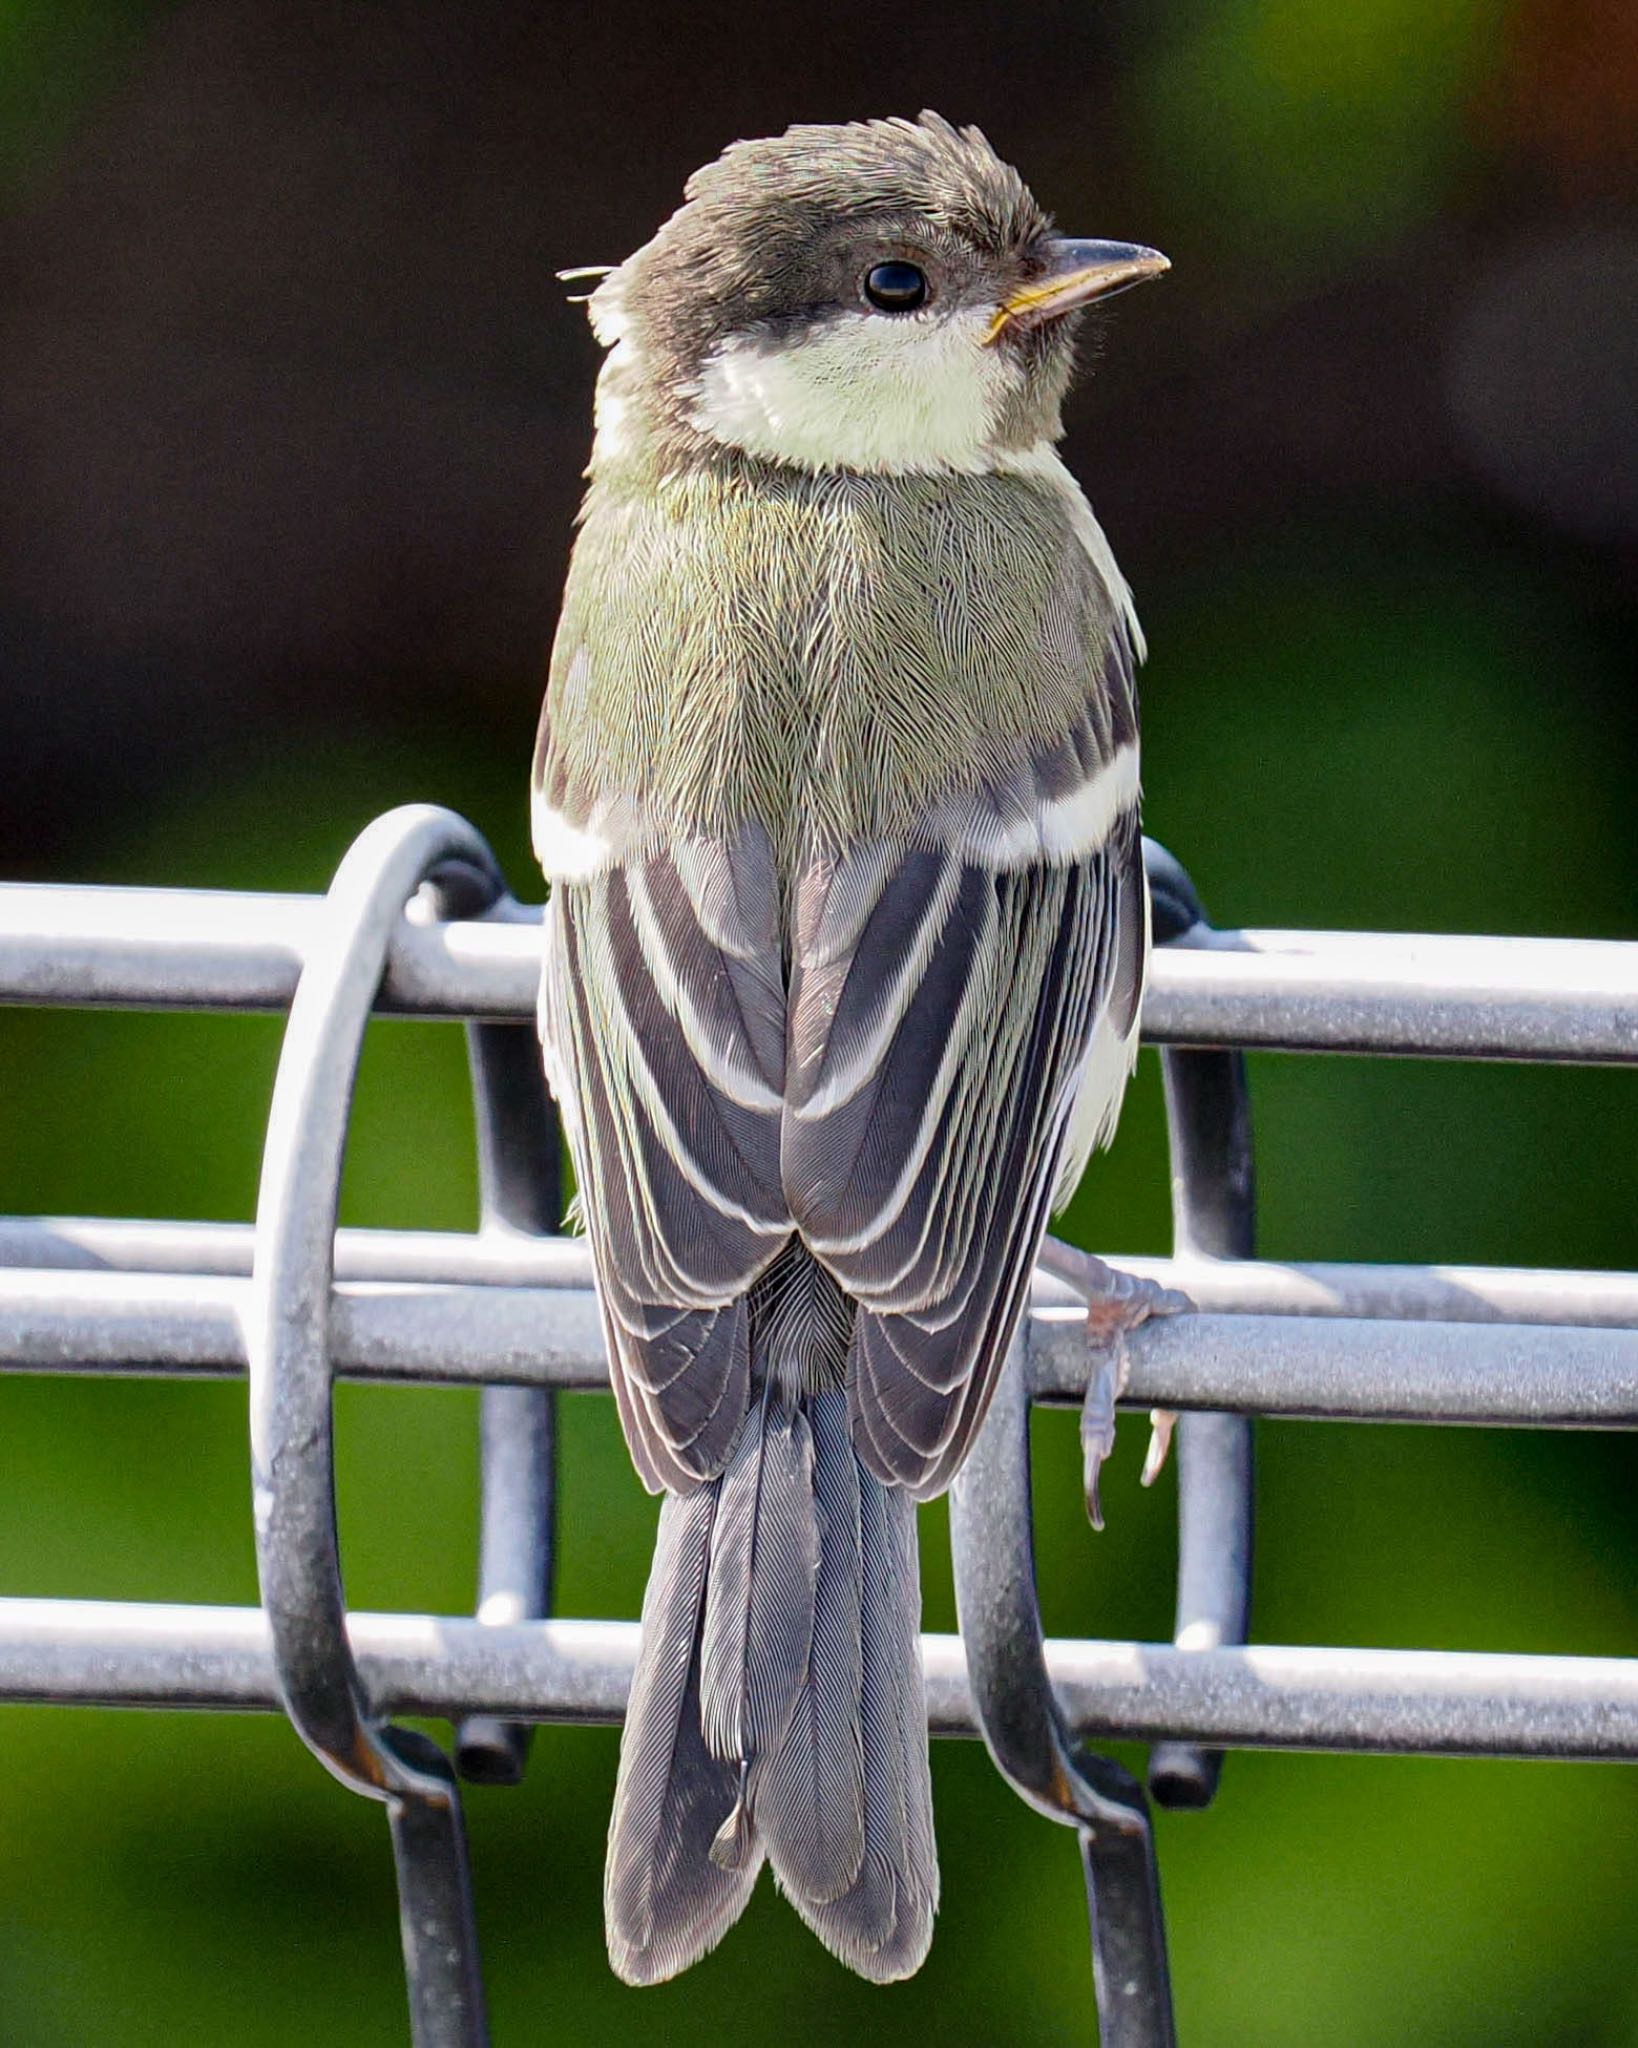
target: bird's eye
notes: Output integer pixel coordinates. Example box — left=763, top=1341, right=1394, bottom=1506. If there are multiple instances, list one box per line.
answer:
left=863, top=261, right=929, bottom=313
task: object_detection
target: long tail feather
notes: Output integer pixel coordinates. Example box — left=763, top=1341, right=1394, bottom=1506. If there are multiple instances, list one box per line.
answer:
left=756, top=1387, right=866, bottom=1904
left=700, top=1393, right=818, bottom=1781
left=760, top=1390, right=938, bottom=1980
left=606, top=1383, right=938, bottom=1985
left=605, top=1485, right=762, bottom=1984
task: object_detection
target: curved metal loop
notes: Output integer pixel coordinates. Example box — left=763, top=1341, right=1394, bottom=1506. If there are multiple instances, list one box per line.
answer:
left=951, top=1337, right=1176, bottom=2048
left=1142, top=838, right=1258, bottom=1812
left=246, top=804, right=501, bottom=2047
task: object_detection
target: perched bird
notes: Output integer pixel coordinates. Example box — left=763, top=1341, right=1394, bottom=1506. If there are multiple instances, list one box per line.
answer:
left=534, top=112, right=1170, bottom=1987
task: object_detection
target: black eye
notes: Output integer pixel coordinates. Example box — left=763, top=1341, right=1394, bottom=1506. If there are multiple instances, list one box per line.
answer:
left=863, top=261, right=928, bottom=312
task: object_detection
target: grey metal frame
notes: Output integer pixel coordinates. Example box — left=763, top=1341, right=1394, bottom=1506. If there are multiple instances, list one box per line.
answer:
left=0, top=808, right=1634, bottom=2048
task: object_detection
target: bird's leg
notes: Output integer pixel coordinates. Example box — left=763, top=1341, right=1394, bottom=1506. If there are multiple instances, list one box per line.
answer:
left=1036, top=1240, right=1191, bottom=1530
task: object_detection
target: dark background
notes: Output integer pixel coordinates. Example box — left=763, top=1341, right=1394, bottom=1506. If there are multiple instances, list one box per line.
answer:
left=1, top=2, right=1635, bottom=2043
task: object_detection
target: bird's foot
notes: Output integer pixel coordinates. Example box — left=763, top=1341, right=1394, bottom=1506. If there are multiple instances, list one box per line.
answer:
left=1037, top=1239, right=1191, bottom=1530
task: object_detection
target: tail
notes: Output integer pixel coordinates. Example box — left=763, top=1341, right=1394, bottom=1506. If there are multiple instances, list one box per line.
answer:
left=605, top=1384, right=937, bottom=1984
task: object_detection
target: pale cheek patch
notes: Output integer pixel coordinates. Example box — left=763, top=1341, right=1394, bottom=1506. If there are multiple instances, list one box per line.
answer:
left=688, top=308, right=1021, bottom=475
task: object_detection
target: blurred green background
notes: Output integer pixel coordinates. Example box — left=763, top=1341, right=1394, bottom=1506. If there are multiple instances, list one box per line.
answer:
left=0, top=1, right=1635, bottom=2043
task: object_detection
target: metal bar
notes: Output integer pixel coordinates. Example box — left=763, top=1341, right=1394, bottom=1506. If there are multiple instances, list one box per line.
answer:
left=245, top=805, right=496, bottom=2048
left=1155, top=927, right=1638, bottom=1062
left=458, top=1386, right=554, bottom=1782
left=2, top=1598, right=1634, bottom=1762
left=950, top=1342, right=1178, bottom=2044
left=1148, top=1413, right=1255, bottom=1805
left=1144, top=841, right=1257, bottom=1813
left=383, top=1728, right=490, bottom=2043
left=1025, top=1310, right=1638, bottom=1424
left=4, top=1267, right=1635, bottom=1424
left=0, top=1217, right=596, bottom=1288
left=1081, top=1812, right=1176, bottom=2048
left=0, top=1270, right=607, bottom=1385
left=456, top=953, right=561, bottom=1786
left=1105, top=1256, right=1638, bottom=1329
left=2, top=884, right=1635, bottom=1062
left=7, top=1216, right=1638, bottom=1327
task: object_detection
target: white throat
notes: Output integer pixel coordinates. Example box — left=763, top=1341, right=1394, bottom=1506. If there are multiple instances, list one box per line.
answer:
left=686, top=307, right=1027, bottom=476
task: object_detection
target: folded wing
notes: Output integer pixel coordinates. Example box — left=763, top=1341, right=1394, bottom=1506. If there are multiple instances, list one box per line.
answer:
left=783, top=700, right=1146, bottom=1499
left=540, top=822, right=791, bottom=1491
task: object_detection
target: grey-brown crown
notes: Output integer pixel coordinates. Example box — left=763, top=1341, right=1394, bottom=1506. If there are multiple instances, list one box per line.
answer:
left=682, top=112, right=1047, bottom=255
left=589, top=113, right=1055, bottom=403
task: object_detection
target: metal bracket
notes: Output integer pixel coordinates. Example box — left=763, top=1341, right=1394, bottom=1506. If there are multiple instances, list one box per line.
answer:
left=245, top=805, right=514, bottom=2048
left=7, top=814, right=1627, bottom=2040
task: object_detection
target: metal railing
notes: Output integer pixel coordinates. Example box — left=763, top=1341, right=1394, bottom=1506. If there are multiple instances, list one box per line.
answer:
left=0, top=806, right=1634, bottom=2048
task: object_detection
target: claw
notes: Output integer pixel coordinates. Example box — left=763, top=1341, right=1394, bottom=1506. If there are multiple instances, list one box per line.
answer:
left=1141, top=1408, right=1178, bottom=1488
left=1039, top=1239, right=1194, bottom=1529
left=1080, top=1352, right=1123, bottom=1531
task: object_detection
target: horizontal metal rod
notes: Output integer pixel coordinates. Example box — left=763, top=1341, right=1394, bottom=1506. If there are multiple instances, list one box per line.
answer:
left=0, top=1217, right=598, bottom=1290
left=0, top=1270, right=609, bottom=1388
left=1, top=885, right=1633, bottom=1062
left=1, top=1267, right=1635, bottom=1425
left=7, top=1217, right=1638, bottom=1329
left=0, top=1599, right=1631, bottom=1762
left=1170, top=926, right=1638, bottom=1063
left=1026, top=1307, right=1638, bottom=1424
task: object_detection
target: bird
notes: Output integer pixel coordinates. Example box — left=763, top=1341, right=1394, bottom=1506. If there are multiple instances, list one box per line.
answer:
left=533, top=111, right=1171, bottom=1988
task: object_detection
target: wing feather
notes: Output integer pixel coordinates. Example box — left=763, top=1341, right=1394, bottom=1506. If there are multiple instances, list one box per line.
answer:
left=786, top=714, right=1146, bottom=1498
left=541, top=820, right=791, bottom=1491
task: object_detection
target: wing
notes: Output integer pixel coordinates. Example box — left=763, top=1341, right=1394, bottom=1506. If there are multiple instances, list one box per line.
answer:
left=540, top=820, right=792, bottom=1492
left=782, top=686, right=1147, bottom=1501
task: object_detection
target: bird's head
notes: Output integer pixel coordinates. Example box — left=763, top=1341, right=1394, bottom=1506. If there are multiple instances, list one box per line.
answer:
left=572, top=112, right=1168, bottom=479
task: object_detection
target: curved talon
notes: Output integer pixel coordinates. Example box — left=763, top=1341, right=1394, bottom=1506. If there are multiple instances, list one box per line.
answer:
left=1141, top=1409, right=1179, bottom=1488
left=1040, top=1239, right=1195, bottom=1528
left=1081, top=1353, right=1122, bottom=1531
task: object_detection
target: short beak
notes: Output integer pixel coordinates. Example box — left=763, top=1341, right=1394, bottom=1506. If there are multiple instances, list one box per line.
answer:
left=986, top=238, right=1171, bottom=344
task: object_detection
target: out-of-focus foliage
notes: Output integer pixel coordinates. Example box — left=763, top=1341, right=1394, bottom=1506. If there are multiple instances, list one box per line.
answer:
left=1136, top=0, right=1507, bottom=270
left=0, top=1, right=1634, bottom=2044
